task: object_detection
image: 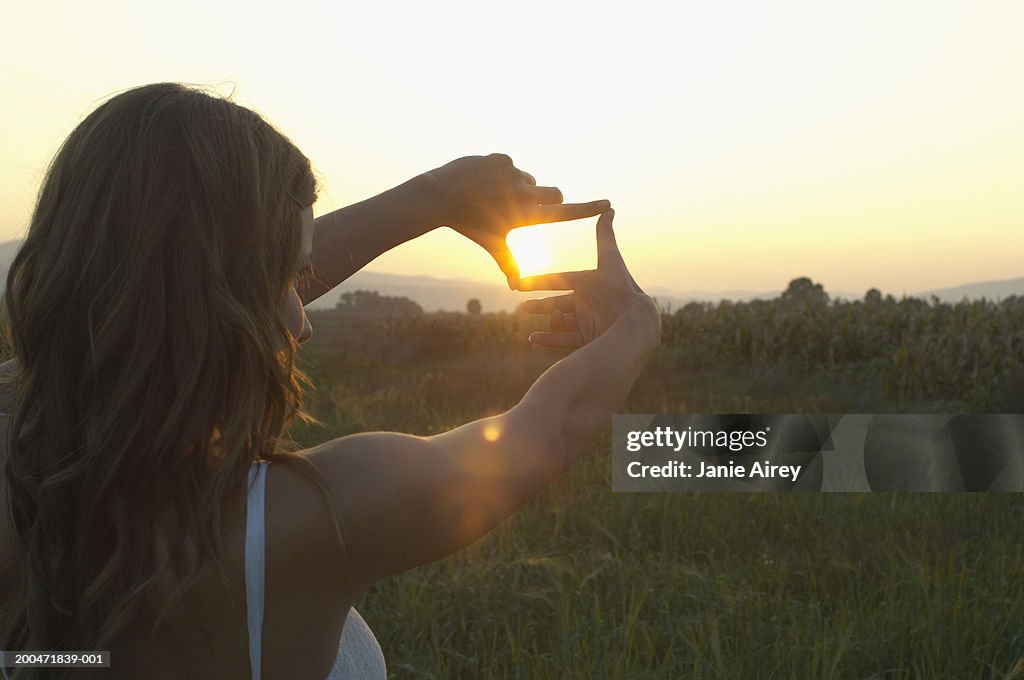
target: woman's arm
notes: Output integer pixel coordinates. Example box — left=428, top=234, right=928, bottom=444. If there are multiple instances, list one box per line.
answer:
left=305, top=210, right=661, bottom=592
left=297, top=154, right=610, bottom=304
left=297, top=174, right=438, bottom=305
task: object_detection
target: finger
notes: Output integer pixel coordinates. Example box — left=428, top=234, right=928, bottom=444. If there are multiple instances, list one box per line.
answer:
left=488, top=152, right=513, bottom=167
left=522, top=185, right=563, bottom=205
left=518, top=169, right=537, bottom=185
left=487, top=243, right=520, bottom=288
left=461, top=225, right=521, bottom=285
left=516, top=270, right=590, bottom=292
left=595, top=208, right=624, bottom=266
left=528, top=331, right=584, bottom=349
left=550, top=310, right=579, bottom=332
left=521, top=294, right=575, bottom=315
left=526, top=199, right=611, bottom=224
left=592, top=209, right=645, bottom=292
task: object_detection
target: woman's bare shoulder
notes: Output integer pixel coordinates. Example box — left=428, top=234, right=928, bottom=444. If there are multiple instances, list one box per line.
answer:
left=263, top=454, right=364, bottom=598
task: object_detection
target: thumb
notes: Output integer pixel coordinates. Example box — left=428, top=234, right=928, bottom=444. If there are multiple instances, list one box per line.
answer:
left=595, top=209, right=623, bottom=267
left=489, top=243, right=520, bottom=289
left=594, top=208, right=643, bottom=293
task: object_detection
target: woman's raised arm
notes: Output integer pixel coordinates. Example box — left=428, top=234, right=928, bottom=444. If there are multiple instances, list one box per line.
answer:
left=297, top=154, right=609, bottom=304
left=305, top=210, right=661, bottom=593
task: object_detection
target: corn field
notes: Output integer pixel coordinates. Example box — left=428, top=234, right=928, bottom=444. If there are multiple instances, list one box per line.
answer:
left=658, top=293, right=1024, bottom=410
left=302, top=288, right=1024, bottom=415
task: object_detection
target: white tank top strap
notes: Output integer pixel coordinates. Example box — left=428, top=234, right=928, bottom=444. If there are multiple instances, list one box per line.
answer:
left=244, top=461, right=269, bottom=680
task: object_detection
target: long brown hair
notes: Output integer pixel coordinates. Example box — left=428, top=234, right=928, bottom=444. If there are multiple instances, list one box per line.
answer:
left=0, top=82, right=341, bottom=676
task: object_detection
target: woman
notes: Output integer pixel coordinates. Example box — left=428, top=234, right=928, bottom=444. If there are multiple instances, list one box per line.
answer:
left=0, top=82, right=660, bottom=679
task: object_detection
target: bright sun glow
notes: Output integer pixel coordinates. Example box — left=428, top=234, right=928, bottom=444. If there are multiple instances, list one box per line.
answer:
left=506, top=228, right=553, bottom=278
left=506, top=219, right=599, bottom=278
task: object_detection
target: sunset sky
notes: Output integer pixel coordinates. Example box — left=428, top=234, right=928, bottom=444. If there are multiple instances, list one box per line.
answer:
left=2, top=1, right=1021, bottom=297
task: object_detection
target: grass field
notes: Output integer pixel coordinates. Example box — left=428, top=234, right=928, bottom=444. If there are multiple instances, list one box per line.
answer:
left=283, top=305, right=1024, bottom=679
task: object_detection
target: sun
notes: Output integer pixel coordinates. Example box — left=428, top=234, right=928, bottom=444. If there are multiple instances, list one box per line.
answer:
left=505, top=219, right=600, bottom=278
left=506, top=226, right=553, bottom=278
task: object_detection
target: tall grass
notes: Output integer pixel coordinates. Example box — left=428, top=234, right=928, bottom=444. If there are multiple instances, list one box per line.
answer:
left=285, top=302, right=1024, bottom=678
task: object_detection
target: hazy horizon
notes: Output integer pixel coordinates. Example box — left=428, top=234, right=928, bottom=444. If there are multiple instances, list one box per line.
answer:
left=1, top=235, right=1020, bottom=306
left=2, top=2, right=1021, bottom=295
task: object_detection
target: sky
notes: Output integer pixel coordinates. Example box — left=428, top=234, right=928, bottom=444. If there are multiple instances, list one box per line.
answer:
left=1, top=1, right=1022, bottom=297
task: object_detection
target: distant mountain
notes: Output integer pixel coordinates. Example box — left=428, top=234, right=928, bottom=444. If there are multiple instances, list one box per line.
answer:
left=308, top=270, right=532, bottom=313
left=647, top=277, right=1024, bottom=310
left=915, top=277, right=1024, bottom=304
left=1, top=238, right=1021, bottom=311
left=0, top=240, right=22, bottom=288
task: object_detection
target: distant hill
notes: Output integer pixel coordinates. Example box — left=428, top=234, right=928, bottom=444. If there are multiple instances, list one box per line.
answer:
left=1, top=238, right=1022, bottom=311
left=0, top=240, right=23, bottom=288
left=310, top=270, right=531, bottom=313
left=915, top=277, right=1024, bottom=304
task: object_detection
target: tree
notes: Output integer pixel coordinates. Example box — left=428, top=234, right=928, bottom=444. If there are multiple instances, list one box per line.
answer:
left=336, top=289, right=423, bottom=316
left=466, top=298, right=482, bottom=315
left=781, top=277, right=829, bottom=305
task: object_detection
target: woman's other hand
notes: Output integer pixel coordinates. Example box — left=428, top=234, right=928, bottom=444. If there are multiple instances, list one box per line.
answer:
left=422, top=154, right=609, bottom=288
left=520, top=209, right=661, bottom=351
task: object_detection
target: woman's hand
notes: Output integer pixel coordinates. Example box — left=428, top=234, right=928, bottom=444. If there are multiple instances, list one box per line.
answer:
left=520, top=209, right=662, bottom=351
left=422, top=154, right=609, bottom=288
